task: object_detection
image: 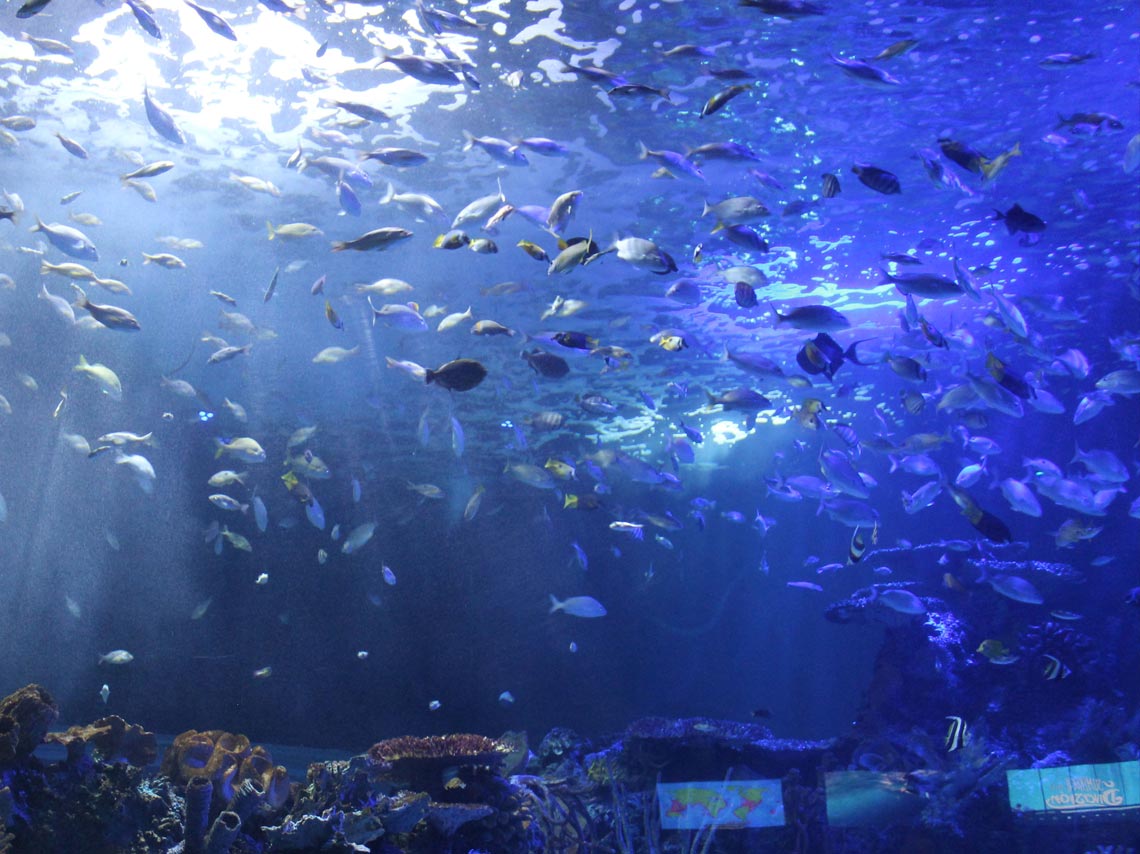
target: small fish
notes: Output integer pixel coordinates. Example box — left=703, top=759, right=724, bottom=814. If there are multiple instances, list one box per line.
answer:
left=852, top=163, right=901, bottom=194
left=428, top=699, right=441, bottom=711
left=700, top=84, right=752, bottom=118
left=1042, top=654, right=1072, bottom=681
left=99, top=649, right=134, bottom=665
left=99, top=684, right=110, bottom=704
left=944, top=716, right=969, bottom=752
left=847, top=528, right=866, bottom=564
left=549, top=594, right=607, bottom=618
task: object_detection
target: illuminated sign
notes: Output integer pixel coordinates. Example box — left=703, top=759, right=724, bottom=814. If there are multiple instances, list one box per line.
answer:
left=656, top=779, right=785, bottom=829
left=1007, top=761, right=1140, bottom=815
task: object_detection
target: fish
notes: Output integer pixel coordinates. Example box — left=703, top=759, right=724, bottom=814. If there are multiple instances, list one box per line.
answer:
left=425, top=359, right=487, bottom=391
left=99, top=650, right=134, bottom=665
left=637, top=142, right=704, bottom=181
left=981, top=572, right=1043, bottom=605
left=700, top=84, right=753, bottom=117
left=462, top=131, right=527, bottom=166
left=341, top=522, right=377, bottom=555
left=851, top=163, right=901, bottom=194
left=214, top=437, right=266, bottom=463
left=379, top=53, right=464, bottom=86
left=184, top=0, right=236, bottom=40
left=522, top=349, right=570, bottom=379
left=125, top=0, right=161, bottom=38
left=549, top=594, right=607, bottom=618
left=880, top=269, right=962, bottom=299
left=99, top=684, right=110, bottom=704
left=944, top=716, right=969, bottom=752
left=875, top=588, right=926, bottom=615
left=828, top=54, right=901, bottom=86
left=312, top=344, right=358, bottom=365
left=54, top=132, right=88, bottom=159
left=994, top=204, right=1046, bottom=239
left=251, top=497, right=268, bottom=533
left=331, top=227, right=413, bottom=252
left=770, top=302, right=850, bottom=331
left=73, top=355, right=122, bottom=400
left=30, top=216, right=98, bottom=261
left=361, top=148, right=430, bottom=167
left=1042, top=654, right=1072, bottom=681
left=847, top=528, right=866, bottom=564
left=463, top=485, right=485, bottom=522
left=143, top=86, right=184, bottom=145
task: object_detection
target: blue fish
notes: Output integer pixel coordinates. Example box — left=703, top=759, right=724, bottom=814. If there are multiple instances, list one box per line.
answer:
left=143, top=87, right=184, bottom=145
left=126, top=0, right=162, bottom=38
left=337, top=178, right=361, bottom=216
left=570, top=541, right=588, bottom=571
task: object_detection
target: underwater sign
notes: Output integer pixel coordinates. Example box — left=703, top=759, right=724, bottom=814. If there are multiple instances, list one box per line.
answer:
left=656, top=779, right=785, bottom=829
left=1007, top=761, right=1140, bottom=816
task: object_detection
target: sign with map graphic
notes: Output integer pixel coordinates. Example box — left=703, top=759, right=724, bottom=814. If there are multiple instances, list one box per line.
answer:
left=656, top=779, right=785, bottom=829
left=1007, top=760, right=1140, bottom=816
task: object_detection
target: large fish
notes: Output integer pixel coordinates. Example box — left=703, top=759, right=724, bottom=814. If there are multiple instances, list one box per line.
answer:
left=31, top=216, right=98, bottom=261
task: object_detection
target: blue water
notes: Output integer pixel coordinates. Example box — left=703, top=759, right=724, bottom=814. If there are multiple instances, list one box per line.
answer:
left=1, top=0, right=1138, bottom=842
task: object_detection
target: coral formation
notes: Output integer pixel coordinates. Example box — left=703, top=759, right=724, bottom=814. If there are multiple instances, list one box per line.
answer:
left=44, top=716, right=156, bottom=767
left=366, top=733, right=512, bottom=796
left=0, top=685, right=58, bottom=767
left=159, top=729, right=291, bottom=808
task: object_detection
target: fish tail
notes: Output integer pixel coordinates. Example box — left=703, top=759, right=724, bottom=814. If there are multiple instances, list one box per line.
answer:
left=266, top=221, right=275, bottom=240
left=331, top=241, right=346, bottom=252
left=381, top=182, right=394, bottom=205
left=30, top=214, right=44, bottom=232
left=461, top=130, right=475, bottom=151
left=548, top=594, right=562, bottom=613
left=845, top=338, right=874, bottom=366
left=878, top=267, right=894, bottom=286
left=637, top=140, right=650, bottom=161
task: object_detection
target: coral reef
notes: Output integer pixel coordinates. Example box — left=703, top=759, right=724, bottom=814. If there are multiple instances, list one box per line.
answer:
left=0, top=674, right=1135, bottom=852
left=0, top=685, right=58, bottom=767
left=44, top=716, right=156, bottom=767
left=159, top=729, right=291, bottom=809
left=366, top=733, right=512, bottom=796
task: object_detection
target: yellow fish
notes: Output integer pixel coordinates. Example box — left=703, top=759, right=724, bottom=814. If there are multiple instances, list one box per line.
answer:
left=544, top=458, right=575, bottom=480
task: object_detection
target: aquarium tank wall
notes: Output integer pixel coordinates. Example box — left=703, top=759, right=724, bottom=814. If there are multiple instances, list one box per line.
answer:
left=0, top=0, right=1138, bottom=851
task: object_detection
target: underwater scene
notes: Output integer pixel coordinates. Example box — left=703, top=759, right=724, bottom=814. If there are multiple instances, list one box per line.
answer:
left=1, top=0, right=1139, bottom=851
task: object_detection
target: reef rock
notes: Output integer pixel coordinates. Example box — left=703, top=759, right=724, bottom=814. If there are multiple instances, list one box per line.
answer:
left=44, top=715, right=156, bottom=766
left=0, top=684, right=58, bottom=767
left=623, top=716, right=837, bottom=779
left=366, top=734, right=511, bottom=796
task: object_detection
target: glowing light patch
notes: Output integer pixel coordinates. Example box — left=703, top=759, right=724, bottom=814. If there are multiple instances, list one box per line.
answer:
left=710, top=420, right=748, bottom=446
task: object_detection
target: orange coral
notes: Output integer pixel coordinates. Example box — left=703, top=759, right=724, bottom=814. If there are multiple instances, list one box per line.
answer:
left=44, top=715, right=156, bottom=766
left=160, top=729, right=291, bottom=807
